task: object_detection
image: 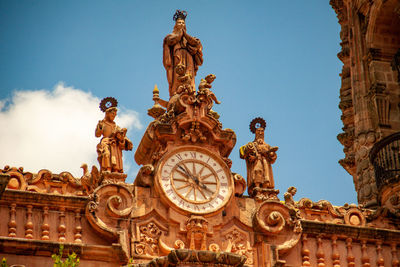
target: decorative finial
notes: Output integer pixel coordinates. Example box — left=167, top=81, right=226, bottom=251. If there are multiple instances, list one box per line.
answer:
left=249, top=117, right=266, bottom=134
left=148, top=84, right=166, bottom=119
left=173, top=10, right=187, bottom=21
left=153, top=84, right=159, bottom=95
left=99, top=97, right=118, bottom=112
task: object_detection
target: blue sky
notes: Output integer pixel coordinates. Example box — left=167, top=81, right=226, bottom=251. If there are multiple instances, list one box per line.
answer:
left=0, top=1, right=357, bottom=205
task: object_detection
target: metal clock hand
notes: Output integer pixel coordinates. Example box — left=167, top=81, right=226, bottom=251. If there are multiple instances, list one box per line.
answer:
left=177, top=164, right=199, bottom=184
left=200, top=183, right=214, bottom=195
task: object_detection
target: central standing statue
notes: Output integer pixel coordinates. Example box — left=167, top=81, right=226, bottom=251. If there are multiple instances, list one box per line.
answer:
left=163, top=10, right=203, bottom=98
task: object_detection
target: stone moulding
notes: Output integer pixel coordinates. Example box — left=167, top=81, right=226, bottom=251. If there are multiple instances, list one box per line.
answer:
left=0, top=236, right=126, bottom=263
left=0, top=189, right=88, bottom=209
left=301, top=220, right=400, bottom=241
left=129, top=249, right=247, bottom=267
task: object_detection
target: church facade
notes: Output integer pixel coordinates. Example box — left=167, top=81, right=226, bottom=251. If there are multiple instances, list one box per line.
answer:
left=1, top=3, right=400, bottom=266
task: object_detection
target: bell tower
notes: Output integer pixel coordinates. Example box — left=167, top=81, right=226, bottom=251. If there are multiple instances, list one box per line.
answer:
left=331, top=0, right=400, bottom=208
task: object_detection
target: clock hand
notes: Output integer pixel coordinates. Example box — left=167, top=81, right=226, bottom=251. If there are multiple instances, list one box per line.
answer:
left=177, top=165, right=189, bottom=177
left=177, top=164, right=200, bottom=184
left=200, top=183, right=214, bottom=195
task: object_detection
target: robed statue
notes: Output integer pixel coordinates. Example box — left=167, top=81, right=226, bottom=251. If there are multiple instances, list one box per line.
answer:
left=163, top=10, right=203, bottom=98
left=95, top=97, right=133, bottom=173
left=240, top=118, right=278, bottom=196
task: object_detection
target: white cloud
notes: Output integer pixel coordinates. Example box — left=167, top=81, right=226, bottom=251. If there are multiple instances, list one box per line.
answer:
left=0, top=82, right=142, bottom=178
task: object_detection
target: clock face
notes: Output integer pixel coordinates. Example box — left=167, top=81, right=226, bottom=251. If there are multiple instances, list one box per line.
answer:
left=156, top=147, right=233, bottom=215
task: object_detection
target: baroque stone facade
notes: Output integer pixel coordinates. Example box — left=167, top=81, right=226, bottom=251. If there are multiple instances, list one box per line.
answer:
left=331, top=0, right=400, bottom=207
left=1, top=7, right=400, bottom=267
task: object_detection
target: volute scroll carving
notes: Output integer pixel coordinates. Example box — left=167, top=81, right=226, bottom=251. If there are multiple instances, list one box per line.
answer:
left=253, top=201, right=302, bottom=257
left=85, top=183, right=134, bottom=240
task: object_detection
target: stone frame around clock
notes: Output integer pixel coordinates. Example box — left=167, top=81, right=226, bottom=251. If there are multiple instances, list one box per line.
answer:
left=154, top=145, right=234, bottom=216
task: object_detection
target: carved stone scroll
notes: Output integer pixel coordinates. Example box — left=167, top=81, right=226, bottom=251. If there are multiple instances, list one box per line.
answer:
left=86, top=184, right=134, bottom=240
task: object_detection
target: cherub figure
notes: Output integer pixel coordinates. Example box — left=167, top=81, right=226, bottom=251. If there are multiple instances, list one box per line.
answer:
left=198, top=74, right=220, bottom=104
left=284, top=186, right=297, bottom=209
left=95, top=97, right=133, bottom=173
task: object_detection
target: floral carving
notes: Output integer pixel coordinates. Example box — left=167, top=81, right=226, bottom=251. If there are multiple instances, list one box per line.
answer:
left=225, top=229, right=254, bottom=265
left=135, top=222, right=162, bottom=256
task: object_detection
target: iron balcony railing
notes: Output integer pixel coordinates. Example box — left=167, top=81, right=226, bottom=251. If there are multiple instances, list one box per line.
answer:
left=370, top=132, right=400, bottom=190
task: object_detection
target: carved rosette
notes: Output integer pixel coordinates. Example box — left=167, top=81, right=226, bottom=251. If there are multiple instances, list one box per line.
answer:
left=85, top=183, right=134, bottom=240
left=253, top=201, right=301, bottom=255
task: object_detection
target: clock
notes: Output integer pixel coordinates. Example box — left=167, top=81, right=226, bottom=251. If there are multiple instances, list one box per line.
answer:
left=155, top=146, right=233, bottom=215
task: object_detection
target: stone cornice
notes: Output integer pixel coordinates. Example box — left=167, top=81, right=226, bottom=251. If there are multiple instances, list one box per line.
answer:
left=0, top=189, right=88, bottom=210
left=301, top=220, right=400, bottom=241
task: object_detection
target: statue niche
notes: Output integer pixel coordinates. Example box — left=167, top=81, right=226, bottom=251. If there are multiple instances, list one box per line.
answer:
left=95, top=97, right=133, bottom=173
left=240, top=118, right=278, bottom=200
left=163, top=10, right=203, bottom=98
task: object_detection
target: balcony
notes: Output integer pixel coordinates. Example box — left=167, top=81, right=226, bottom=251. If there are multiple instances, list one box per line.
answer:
left=370, top=132, right=400, bottom=190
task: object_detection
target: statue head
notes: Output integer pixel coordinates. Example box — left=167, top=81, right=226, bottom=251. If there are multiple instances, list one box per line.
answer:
left=255, top=127, right=265, bottom=141
left=173, top=10, right=187, bottom=32
left=287, top=186, right=297, bottom=196
left=249, top=117, right=267, bottom=141
left=174, top=19, right=186, bottom=32
left=105, top=107, right=117, bottom=122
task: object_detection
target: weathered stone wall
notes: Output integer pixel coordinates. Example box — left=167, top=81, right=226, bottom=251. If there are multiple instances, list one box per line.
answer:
left=331, top=0, right=400, bottom=207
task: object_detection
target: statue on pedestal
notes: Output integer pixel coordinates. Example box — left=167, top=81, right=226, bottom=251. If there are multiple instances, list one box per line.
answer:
left=163, top=10, right=203, bottom=98
left=95, top=97, right=133, bottom=173
left=240, top=118, right=279, bottom=200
